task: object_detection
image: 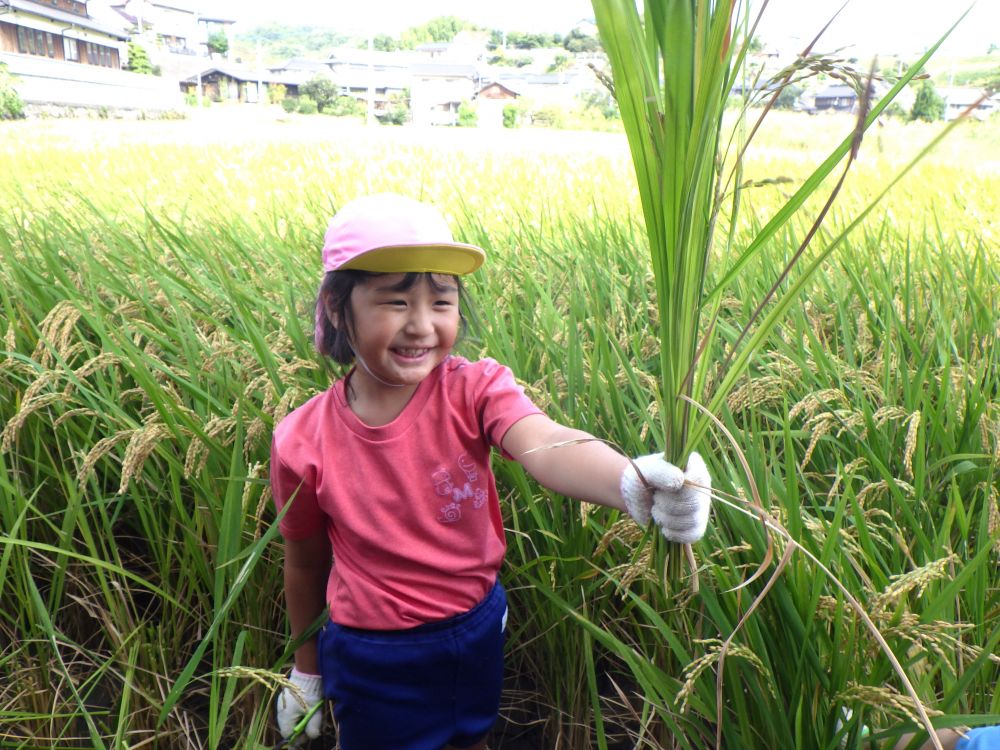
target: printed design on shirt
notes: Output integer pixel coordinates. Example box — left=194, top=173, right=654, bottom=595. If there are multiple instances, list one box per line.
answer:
left=432, top=454, right=488, bottom=523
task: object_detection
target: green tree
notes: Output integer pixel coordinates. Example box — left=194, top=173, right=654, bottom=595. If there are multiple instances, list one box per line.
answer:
left=424, top=16, right=467, bottom=42
left=300, top=74, right=339, bottom=112
left=399, top=16, right=473, bottom=48
left=488, top=53, right=532, bottom=67
left=530, top=105, right=565, bottom=128
left=456, top=100, right=477, bottom=127
left=381, top=87, right=410, bottom=125
left=563, top=28, right=601, bottom=53
left=230, top=24, right=348, bottom=64
left=0, top=62, right=25, bottom=120
left=207, top=31, right=229, bottom=56
left=547, top=53, right=572, bottom=73
left=297, top=96, right=318, bottom=114
left=502, top=103, right=520, bottom=127
left=125, top=41, right=153, bottom=74
left=910, top=79, right=945, bottom=121
left=326, top=95, right=364, bottom=118
left=268, top=83, right=287, bottom=104
left=579, top=88, right=619, bottom=119
left=507, top=30, right=560, bottom=49
left=373, top=34, right=399, bottom=52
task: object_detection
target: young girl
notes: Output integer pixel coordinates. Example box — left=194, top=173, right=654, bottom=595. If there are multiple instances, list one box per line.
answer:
left=270, top=192, right=712, bottom=750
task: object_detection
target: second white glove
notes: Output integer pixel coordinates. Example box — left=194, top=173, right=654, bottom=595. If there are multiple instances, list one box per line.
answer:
left=276, top=667, right=323, bottom=744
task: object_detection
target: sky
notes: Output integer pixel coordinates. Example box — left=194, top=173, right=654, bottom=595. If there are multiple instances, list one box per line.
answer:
left=225, top=1, right=999, bottom=57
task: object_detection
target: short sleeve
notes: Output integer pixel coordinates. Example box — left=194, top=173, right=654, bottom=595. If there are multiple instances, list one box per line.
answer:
left=270, top=434, right=325, bottom=540
left=473, top=359, right=543, bottom=458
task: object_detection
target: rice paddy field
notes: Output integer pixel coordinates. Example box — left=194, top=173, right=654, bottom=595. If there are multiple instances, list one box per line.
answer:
left=1, top=107, right=999, bottom=748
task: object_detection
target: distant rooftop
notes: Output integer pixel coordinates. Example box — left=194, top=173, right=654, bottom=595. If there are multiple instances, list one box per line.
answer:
left=6, top=0, right=130, bottom=38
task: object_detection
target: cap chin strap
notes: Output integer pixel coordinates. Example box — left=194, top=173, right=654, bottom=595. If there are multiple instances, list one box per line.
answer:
left=347, top=340, right=407, bottom=389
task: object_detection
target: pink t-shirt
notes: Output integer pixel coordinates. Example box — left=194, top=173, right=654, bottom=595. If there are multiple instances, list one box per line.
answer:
left=270, top=356, right=541, bottom=630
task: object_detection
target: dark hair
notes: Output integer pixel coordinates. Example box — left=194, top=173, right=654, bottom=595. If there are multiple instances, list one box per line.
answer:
left=315, top=271, right=469, bottom=364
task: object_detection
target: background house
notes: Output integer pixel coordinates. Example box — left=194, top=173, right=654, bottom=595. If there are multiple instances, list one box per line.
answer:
left=474, top=81, right=518, bottom=128
left=1, top=0, right=126, bottom=68
left=180, top=63, right=302, bottom=103
left=0, top=0, right=181, bottom=111
left=940, top=86, right=1000, bottom=121
left=110, top=0, right=234, bottom=56
left=410, top=61, right=480, bottom=125
left=812, top=83, right=858, bottom=113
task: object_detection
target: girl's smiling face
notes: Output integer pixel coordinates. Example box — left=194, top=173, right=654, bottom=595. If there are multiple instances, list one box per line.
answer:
left=344, top=272, right=460, bottom=395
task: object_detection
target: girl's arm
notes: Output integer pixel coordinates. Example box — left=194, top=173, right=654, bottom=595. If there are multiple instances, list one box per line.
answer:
left=283, top=531, right=332, bottom=674
left=501, top=413, right=630, bottom=510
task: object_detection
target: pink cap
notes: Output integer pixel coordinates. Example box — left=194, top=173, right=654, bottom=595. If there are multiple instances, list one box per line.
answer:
left=321, top=193, right=485, bottom=275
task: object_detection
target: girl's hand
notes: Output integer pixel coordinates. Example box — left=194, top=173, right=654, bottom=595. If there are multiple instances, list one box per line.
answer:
left=620, top=452, right=712, bottom=543
left=276, top=668, right=323, bottom=744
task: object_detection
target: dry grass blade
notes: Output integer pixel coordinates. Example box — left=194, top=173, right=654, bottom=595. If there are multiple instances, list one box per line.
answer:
left=520, top=436, right=648, bottom=486
left=681, top=396, right=774, bottom=594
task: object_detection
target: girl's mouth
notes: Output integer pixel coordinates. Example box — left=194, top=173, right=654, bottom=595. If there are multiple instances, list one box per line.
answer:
left=392, top=347, right=431, bottom=360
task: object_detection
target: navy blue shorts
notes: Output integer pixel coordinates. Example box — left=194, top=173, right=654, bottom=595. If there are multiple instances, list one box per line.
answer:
left=317, top=580, right=508, bottom=750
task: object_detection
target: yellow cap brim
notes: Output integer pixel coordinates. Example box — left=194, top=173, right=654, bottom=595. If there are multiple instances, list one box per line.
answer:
left=336, top=243, right=485, bottom=275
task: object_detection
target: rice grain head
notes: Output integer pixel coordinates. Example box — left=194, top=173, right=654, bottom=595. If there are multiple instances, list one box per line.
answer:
left=77, top=429, right=133, bottom=487
left=727, top=375, right=787, bottom=413
left=836, top=682, right=942, bottom=726
left=273, top=385, right=307, bottom=427
left=606, top=545, right=656, bottom=595
left=594, top=516, right=645, bottom=557
left=73, top=352, right=122, bottom=380
left=984, top=482, right=1000, bottom=554
left=2, top=392, right=69, bottom=452
left=856, top=478, right=915, bottom=507
left=789, top=389, right=850, bottom=421
left=22, top=369, right=64, bottom=403
left=676, top=639, right=775, bottom=714
left=217, top=666, right=291, bottom=695
left=827, top=456, right=870, bottom=500
left=119, top=422, right=172, bottom=495
left=184, top=416, right=236, bottom=478
left=871, top=554, right=958, bottom=616
left=872, top=406, right=908, bottom=427
left=903, top=411, right=921, bottom=479
left=32, top=300, right=84, bottom=366
left=53, top=407, right=99, bottom=428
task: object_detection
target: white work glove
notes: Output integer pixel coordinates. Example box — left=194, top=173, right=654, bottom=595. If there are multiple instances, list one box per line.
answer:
left=276, top=667, right=323, bottom=743
left=620, top=451, right=712, bottom=544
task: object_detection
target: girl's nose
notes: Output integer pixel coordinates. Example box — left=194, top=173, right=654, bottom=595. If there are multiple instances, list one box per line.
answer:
left=404, top=304, right=434, bottom=335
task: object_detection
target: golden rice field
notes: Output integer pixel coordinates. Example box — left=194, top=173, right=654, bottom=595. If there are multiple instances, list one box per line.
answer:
left=0, top=108, right=998, bottom=748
